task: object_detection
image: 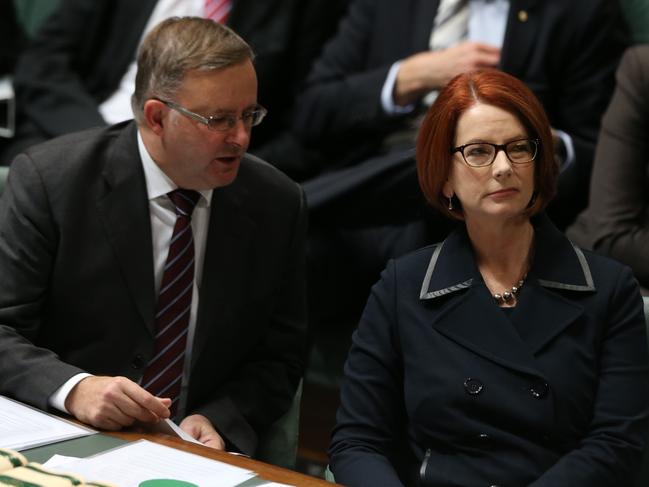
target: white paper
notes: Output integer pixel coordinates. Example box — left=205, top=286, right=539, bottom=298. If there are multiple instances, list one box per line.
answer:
left=143, top=419, right=202, bottom=445
left=59, top=440, right=254, bottom=487
left=0, top=395, right=95, bottom=450
left=42, top=454, right=81, bottom=468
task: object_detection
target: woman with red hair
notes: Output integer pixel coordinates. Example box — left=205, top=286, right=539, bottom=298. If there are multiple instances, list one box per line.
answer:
left=329, top=69, right=649, bottom=486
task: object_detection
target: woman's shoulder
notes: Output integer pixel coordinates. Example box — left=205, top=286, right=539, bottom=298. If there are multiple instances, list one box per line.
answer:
left=572, top=244, right=640, bottom=296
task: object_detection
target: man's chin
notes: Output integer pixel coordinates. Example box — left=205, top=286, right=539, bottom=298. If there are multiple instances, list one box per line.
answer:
left=207, top=160, right=240, bottom=188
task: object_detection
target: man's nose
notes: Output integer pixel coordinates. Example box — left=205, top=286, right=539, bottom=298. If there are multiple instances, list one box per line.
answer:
left=224, top=118, right=251, bottom=148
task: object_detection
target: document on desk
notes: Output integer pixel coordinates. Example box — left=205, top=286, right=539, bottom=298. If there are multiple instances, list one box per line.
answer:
left=141, top=418, right=202, bottom=445
left=60, top=440, right=255, bottom=486
left=0, top=395, right=95, bottom=450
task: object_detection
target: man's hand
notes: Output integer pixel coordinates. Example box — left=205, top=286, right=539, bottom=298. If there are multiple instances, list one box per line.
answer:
left=179, top=414, right=225, bottom=450
left=65, top=376, right=171, bottom=430
left=394, top=42, right=501, bottom=105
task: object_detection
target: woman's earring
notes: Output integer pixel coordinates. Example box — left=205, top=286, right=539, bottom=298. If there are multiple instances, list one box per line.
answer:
left=448, top=197, right=454, bottom=211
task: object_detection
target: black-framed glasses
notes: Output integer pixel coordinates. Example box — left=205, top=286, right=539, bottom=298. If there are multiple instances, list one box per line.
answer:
left=158, top=99, right=267, bottom=132
left=451, top=138, right=539, bottom=167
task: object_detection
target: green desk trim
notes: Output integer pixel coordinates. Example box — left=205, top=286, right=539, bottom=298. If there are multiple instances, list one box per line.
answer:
left=21, top=434, right=127, bottom=464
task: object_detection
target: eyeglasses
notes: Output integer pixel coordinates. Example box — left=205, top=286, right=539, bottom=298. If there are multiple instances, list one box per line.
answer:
left=158, top=99, right=267, bottom=132
left=451, top=138, right=539, bottom=167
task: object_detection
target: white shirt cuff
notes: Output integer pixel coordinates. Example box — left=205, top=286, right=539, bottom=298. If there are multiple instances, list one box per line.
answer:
left=48, top=373, right=93, bottom=414
left=381, top=61, right=416, bottom=115
left=554, top=129, right=575, bottom=172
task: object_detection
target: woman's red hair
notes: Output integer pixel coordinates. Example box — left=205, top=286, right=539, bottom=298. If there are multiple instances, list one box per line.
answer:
left=416, top=69, right=558, bottom=219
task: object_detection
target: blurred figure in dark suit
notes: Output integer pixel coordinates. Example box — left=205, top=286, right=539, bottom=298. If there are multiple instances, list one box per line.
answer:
left=1, top=0, right=347, bottom=175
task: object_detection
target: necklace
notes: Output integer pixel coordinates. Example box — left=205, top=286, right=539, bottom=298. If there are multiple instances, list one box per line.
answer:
left=493, top=274, right=526, bottom=304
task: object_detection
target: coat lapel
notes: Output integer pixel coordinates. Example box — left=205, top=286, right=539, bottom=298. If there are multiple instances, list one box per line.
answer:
left=510, top=281, right=584, bottom=355
left=191, top=178, right=256, bottom=368
left=95, top=123, right=156, bottom=334
left=500, top=0, right=541, bottom=75
left=431, top=284, right=544, bottom=376
left=421, top=214, right=596, bottom=375
left=511, top=214, right=596, bottom=354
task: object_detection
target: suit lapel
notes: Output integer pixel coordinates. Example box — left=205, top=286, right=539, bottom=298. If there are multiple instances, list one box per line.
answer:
left=413, top=0, right=440, bottom=51
left=500, top=0, right=541, bottom=75
left=191, top=179, right=256, bottom=368
left=102, top=1, right=158, bottom=92
left=96, top=123, right=156, bottom=334
left=228, top=0, right=277, bottom=37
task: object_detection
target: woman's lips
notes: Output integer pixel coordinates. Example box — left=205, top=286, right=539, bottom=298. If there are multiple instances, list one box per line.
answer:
left=487, top=188, right=518, bottom=198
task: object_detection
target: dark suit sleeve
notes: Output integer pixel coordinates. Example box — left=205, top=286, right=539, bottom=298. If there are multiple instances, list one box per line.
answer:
left=14, top=0, right=114, bottom=138
left=570, top=47, right=649, bottom=287
left=329, top=260, right=407, bottom=487
left=548, top=0, right=629, bottom=217
left=529, top=266, right=649, bottom=486
left=191, top=187, right=308, bottom=456
left=294, top=0, right=400, bottom=143
left=0, top=155, right=85, bottom=409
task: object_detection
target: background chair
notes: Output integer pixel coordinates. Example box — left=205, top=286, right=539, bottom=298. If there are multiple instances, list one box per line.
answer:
left=256, top=379, right=303, bottom=470
left=620, top=0, right=649, bottom=43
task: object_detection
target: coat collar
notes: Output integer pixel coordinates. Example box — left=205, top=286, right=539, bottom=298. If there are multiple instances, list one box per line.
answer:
left=420, top=213, right=595, bottom=301
left=417, top=214, right=595, bottom=376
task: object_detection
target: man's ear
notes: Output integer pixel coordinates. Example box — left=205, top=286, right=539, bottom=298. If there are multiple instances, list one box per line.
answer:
left=142, top=99, right=167, bottom=135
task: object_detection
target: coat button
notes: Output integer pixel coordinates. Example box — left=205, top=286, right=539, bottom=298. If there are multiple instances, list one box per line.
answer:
left=464, top=378, right=484, bottom=395
left=131, top=354, right=146, bottom=369
left=529, top=381, right=549, bottom=398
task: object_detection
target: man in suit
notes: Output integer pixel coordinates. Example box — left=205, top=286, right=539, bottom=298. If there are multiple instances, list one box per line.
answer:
left=1, top=0, right=347, bottom=178
left=0, top=17, right=307, bottom=456
left=297, top=0, right=629, bottom=231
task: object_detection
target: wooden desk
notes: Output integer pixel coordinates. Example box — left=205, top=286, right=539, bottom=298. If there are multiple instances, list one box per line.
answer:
left=107, top=430, right=335, bottom=486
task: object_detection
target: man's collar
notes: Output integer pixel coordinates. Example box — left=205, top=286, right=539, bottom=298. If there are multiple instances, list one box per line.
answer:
left=420, top=214, right=596, bottom=301
left=136, top=129, right=212, bottom=206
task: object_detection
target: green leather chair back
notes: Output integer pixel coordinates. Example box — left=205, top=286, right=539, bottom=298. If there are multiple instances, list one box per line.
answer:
left=256, top=379, right=303, bottom=470
left=620, top=0, right=649, bottom=43
left=0, top=166, right=8, bottom=196
left=13, top=0, right=61, bottom=37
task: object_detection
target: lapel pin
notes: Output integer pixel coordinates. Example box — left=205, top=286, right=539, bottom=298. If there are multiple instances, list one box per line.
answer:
left=518, top=10, right=529, bottom=22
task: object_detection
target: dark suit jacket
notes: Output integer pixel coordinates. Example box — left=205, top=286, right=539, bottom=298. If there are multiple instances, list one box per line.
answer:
left=567, top=45, right=649, bottom=289
left=330, top=215, right=649, bottom=486
left=9, top=0, right=346, bottom=175
left=0, top=0, right=24, bottom=75
left=0, top=121, right=307, bottom=456
left=297, top=0, right=629, bottom=228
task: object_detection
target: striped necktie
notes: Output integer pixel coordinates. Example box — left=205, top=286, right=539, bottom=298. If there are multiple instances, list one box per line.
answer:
left=141, top=189, right=201, bottom=418
left=205, top=0, right=232, bottom=24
